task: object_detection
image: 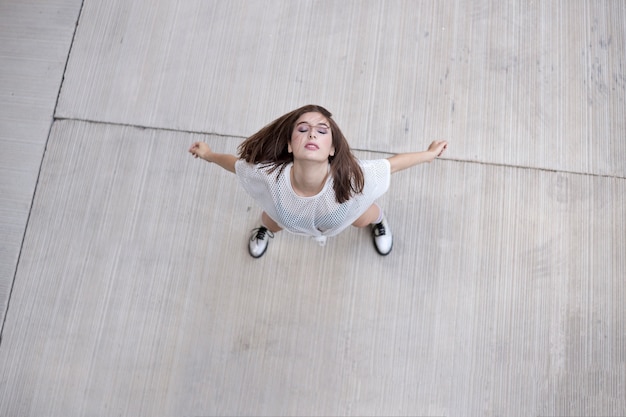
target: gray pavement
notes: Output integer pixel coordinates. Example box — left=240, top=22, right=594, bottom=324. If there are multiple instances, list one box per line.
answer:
left=1, top=0, right=625, bottom=416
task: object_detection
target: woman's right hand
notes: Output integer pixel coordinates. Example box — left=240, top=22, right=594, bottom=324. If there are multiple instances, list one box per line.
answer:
left=189, top=142, right=212, bottom=160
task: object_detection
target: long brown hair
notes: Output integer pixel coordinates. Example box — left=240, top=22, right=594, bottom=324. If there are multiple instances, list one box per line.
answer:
left=238, top=105, right=364, bottom=204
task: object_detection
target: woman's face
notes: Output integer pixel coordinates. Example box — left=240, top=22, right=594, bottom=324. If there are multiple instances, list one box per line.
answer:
left=289, top=112, right=335, bottom=163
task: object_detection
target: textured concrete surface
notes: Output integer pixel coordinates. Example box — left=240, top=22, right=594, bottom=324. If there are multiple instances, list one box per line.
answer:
left=0, top=0, right=83, bottom=330
left=1, top=0, right=625, bottom=416
left=56, top=0, right=626, bottom=176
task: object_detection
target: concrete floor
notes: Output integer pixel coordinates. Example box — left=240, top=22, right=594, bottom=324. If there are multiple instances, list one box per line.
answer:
left=1, top=0, right=625, bottom=416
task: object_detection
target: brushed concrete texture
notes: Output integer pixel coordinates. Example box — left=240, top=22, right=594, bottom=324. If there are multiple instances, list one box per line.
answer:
left=0, top=0, right=83, bottom=328
left=2, top=0, right=626, bottom=416
left=55, top=0, right=626, bottom=176
left=0, top=119, right=624, bottom=416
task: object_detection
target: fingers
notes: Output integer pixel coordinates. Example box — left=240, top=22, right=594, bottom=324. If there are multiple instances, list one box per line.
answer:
left=430, top=140, right=448, bottom=158
left=188, top=142, right=202, bottom=158
left=438, top=141, right=448, bottom=157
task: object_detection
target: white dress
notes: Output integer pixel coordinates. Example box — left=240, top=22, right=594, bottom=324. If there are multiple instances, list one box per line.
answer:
left=235, top=159, right=391, bottom=245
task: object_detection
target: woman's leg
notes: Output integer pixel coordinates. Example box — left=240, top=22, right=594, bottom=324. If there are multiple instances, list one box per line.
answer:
left=249, top=212, right=281, bottom=258
left=352, top=204, right=382, bottom=228
left=353, top=203, right=392, bottom=255
left=262, top=212, right=283, bottom=233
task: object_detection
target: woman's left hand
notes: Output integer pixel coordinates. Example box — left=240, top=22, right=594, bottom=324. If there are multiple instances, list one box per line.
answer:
left=428, top=140, right=448, bottom=159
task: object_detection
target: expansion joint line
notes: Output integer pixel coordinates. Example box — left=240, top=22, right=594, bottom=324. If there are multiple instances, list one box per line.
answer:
left=52, top=117, right=626, bottom=181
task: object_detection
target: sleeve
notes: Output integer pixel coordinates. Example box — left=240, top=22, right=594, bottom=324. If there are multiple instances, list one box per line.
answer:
left=234, top=159, right=254, bottom=183
left=234, top=160, right=281, bottom=221
left=234, top=160, right=268, bottom=200
left=359, top=159, right=391, bottom=201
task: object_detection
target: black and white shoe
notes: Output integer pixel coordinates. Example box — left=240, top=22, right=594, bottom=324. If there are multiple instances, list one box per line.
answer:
left=372, top=216, right=393, bottom=256
left=248, top=226, right=274, bottom=258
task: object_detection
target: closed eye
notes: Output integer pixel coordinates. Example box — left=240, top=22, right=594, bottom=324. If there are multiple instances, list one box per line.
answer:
left=296, top=122, right=329, bottom=134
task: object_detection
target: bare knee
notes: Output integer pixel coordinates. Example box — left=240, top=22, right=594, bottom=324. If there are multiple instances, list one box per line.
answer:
left=352, top=217, right=370, bottom=228
left=262, top=212, right=283, bottom=233
left=352, top=204, right=381, bottom=228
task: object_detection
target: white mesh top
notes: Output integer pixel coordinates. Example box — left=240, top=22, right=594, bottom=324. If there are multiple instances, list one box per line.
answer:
left=235, top=159, right=391, bottom=245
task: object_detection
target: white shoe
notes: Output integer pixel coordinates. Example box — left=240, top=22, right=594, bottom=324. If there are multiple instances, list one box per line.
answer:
left=372, top=216, right=393, bottom=256
left=248, top=226, right=274, bottom=258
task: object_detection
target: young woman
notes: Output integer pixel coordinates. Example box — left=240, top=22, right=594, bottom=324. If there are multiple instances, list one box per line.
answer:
left=189, top=104, right=447, bottom=258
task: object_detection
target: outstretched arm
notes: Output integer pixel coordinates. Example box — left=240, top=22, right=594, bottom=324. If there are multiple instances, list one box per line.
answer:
left=387, top=140, right=448, bottom=174
left=189, top=141, right=238, bottom=173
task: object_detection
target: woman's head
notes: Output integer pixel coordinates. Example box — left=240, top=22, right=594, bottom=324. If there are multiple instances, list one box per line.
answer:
left=289, top=110, right=335, bottom=164
left=239, top=105, right=340, bottom=162
left=238, top=105, right=364, bottom=203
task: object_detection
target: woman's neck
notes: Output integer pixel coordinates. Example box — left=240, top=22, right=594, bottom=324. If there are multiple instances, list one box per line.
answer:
left=290, top=160, right=330, bottom=197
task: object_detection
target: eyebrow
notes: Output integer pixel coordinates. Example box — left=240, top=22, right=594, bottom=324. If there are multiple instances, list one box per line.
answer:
left=297, top=121, right=330, bottom=128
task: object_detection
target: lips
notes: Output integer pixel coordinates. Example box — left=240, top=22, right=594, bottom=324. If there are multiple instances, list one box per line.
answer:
left=304, top=143, right=319, bottom=150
